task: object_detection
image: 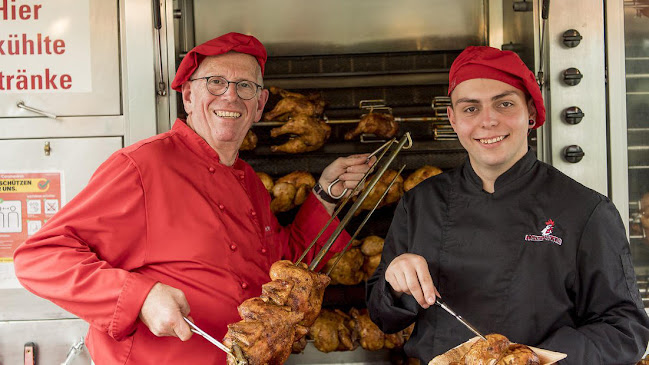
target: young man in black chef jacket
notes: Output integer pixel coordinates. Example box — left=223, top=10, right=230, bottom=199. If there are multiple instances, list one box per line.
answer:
left=366, top=46, right=649, bottom=364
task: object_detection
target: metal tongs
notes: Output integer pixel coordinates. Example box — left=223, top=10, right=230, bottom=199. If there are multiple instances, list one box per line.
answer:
left=434, top=298, right=487, bottom=341
left=183, top=317, right=249, bottom=364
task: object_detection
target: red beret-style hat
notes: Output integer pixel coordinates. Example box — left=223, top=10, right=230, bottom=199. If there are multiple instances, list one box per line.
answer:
left=448, top=46, right=546, bottom=128
left=171, top=32, right=267, bottom=92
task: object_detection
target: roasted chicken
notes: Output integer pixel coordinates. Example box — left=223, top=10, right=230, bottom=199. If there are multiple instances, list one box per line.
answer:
left=345, top=111, right=399, bottom=140
left=256, top=172, right=274, bottom=193
left=355, top=170, right=404, bottom=214
left=263, top=87, right=325, bottom=121
left=270, top=171, right=316, bottom=213
left=441, top=334, right=541, bottom=365
left=276, top=171, right=316, bottom=206
left=223, top=260, right=331, bottom=365
left=240, top=129, right=258, bottom=151
left=270, top=114, right=331, bottom=153
left=360, top=235, right=384, bottom=256
left=404, top=165, right=443, bottom=191
left=308, top=309, right=356, bottom=353
left=270, top=183, right=297, bottom=213
left=363, top=254, right=381, bottom=280
left=324, top=247, right=365, bottom=285
left=349, top=308, right=385, bottom=351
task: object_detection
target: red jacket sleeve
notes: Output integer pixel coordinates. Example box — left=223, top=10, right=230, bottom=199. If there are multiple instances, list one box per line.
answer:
left=275, top=192, right=352, bottom=271
left=13, top=152, right=158, bottom=341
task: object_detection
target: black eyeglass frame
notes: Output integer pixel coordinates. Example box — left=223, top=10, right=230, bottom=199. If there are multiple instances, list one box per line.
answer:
left=188, top=75, right=263, bottom=100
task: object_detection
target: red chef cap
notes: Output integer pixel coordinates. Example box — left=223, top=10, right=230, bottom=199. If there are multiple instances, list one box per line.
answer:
left=171, top=32, right=267, bottom=92
left=448, top=46, right=545, bottom=128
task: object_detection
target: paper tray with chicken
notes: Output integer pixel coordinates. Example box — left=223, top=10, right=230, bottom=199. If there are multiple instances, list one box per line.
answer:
left=429, top=334, right=566, bottom=365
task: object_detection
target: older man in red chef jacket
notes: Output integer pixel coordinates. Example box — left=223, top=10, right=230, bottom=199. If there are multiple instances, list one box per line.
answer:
left=13, top=33, right=373, bottom=364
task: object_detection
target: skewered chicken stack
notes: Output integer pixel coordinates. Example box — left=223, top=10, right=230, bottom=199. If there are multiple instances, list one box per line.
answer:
left=263, top=87, right=331, bottom=153
left=223, top=260, right=331, bottom=365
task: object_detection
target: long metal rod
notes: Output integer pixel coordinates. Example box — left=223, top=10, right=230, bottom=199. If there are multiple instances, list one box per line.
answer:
left=434, top=299, right=487, bottom=341
left=308, top=133, right=411, bottom=270
left=183, top=317, right=232, bottom=355
left=326, top=164, right=406, bottom=275
left=294, top=139, right=396, bottom=265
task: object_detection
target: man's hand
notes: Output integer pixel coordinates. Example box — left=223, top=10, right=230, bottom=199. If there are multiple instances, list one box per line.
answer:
left=139, top=282, right=193, bottom=341
left=385, top=253, right=440, bottom=309
left=318, top=154, right=376, bottom=200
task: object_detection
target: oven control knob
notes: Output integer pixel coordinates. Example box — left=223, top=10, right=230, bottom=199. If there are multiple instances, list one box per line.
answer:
left=563, top=68, right=583, bottom=86
left=562, top=29, right=583, bottom=48
left=564, top=145, right=585, bottom=163
left=563, top=106, right=585, bottom=125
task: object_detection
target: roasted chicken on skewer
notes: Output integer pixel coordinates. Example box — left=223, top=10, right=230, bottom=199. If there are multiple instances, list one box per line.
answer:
left=223, top=260, right=331, bottom=365
left=263, top=87, right=325, bottom=121
left=345, top=111, right=399, bottom=140
left=270, top=114, right=331, bottom=153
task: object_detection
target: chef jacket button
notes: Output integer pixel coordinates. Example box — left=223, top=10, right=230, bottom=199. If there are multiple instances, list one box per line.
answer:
left=230, top=244, right=237, bottom=251
left=238, top=174, right=245, bottom=180
left=251, top=210, right=256, bottom=217
left=241, top=282, right=248, bottom=289
left=208, top=167, right=215, bottom=173
left=218, top=204, right=225, bottom=210
left=261, top=248, right=267, bottom=254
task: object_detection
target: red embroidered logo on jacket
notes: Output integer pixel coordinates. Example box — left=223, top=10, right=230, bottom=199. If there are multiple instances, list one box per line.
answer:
left=525, top=219, right=563, bottom=245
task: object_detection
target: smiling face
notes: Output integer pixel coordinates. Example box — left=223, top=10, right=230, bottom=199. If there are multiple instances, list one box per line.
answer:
left=448, top=78, right=536, bottom=181
left=181, top=52, right=269, bottom=162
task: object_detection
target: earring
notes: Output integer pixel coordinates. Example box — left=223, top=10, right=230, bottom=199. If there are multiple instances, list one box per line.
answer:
left=528, top=119, right=535, bottom=126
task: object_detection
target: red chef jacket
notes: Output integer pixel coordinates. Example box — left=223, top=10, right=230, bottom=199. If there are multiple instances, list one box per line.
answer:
left=13, top=119, right=351, bottom=364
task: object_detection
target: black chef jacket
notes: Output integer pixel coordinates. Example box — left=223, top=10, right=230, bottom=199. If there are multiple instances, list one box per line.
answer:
left=367, top=149, right=649, bottom=364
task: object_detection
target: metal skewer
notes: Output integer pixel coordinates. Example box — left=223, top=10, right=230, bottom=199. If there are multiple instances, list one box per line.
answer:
left=183, top=317, right=233, bottom=355
left=433, top=299, right=487, bottom=341
left=294, top=138, right=397, bottom=266
left=326, top=164, right=406, bottom=275
left=308, top=133, right=412, bottom=271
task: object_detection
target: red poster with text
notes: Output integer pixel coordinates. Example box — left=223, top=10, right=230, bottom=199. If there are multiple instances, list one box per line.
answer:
left=0, top=172, right=63, bottom=261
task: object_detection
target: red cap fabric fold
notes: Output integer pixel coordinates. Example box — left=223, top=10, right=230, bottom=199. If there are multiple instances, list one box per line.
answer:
left=171, top=32, right=267, bottom=92
left=448, top=46, right=546, bottom=128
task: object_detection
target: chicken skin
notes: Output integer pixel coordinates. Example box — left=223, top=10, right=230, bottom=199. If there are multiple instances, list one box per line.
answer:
left=263, top=87, right=325, bottom=121
left=345, top=111, right=399, bottom=140
left=324, top=247, right=365, bottom=285
left=239, top=129, right=258, bottom=151
left=270, top=171, right=316, bottom=213
left=349, top=308, right=385, bottom=351
left=256, top=172, right=274, bottom=193
left=270, top=114, right=331, bottom=153
left=404, top=165, right=443, bottom=191
left=360, top=235, right=384, bottom=256
left=309, top=309, right=356, bottom=353
left=355, top=170, right=404, bottom=213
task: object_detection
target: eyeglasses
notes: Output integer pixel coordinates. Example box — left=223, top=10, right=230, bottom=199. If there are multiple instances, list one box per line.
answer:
left=188, top=75, right=262, bottom=100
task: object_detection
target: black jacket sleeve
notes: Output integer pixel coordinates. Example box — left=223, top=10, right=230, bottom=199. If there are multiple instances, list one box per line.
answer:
left=366, top=197, right=421, bottom=333
left=537, top=199, right=649, bottom=364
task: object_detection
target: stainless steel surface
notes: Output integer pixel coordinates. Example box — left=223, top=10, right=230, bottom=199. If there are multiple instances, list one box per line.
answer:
left=192, top=0, right=486, bottom=56
left=183, top=317, right=232, bottom=355
left=286, top=342, right=391, bottom=365
left=0, top=0, right=120, bottom=118
left=0, top=137, right=122, bottom=201
left=0, top=319, right=91, bottom=365
left=434, top=299, right=487, bottom=341
left=545, top=0, right=608, bottom=196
